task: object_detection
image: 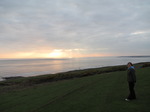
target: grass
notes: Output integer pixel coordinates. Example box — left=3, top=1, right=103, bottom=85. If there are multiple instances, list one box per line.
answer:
left=0, top=64, right=150, bottom=112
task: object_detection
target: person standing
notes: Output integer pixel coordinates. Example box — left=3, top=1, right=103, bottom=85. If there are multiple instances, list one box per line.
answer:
left=125, top=62, right=136, bottom=101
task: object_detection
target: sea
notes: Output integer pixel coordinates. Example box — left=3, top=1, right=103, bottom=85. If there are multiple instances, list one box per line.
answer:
left=0, top=56, right=150, bottom=81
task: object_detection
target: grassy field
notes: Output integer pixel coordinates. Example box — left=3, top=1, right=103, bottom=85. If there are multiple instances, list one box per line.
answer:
left=0, top=65, right=150, bottom=112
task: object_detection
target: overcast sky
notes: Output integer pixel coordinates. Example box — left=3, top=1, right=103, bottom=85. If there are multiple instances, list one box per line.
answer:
left=0, top=0, right=150, bottom=58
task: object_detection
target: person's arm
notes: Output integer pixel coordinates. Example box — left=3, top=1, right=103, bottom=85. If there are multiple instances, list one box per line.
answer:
left=130, top=69, right=136, bottom=83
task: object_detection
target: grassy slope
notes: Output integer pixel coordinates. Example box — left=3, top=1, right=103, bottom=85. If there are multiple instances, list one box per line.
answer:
left=0, top=67, right=150, bottom=112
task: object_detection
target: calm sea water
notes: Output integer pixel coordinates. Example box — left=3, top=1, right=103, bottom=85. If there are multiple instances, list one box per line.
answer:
left=0, top=57, right=150, bottom=81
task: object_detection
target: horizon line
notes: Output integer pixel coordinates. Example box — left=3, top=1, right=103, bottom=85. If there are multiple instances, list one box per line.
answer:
left=0, top=55, right=150, bottom=60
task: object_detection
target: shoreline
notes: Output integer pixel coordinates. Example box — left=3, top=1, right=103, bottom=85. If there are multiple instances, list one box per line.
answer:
left=0, top=62, right=150, bottom=87
left=1, top=62, right=150, bottom=81
left=1, top=56, right=150, bottom=81
left=1, top=61, right=150, bottom=80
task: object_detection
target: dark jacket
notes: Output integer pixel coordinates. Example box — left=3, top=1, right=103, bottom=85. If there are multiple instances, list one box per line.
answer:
left=127, top=67, right=136, bottom=83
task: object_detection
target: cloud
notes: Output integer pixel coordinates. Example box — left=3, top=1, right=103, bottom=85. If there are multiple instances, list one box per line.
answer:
left=0, top=0, right=150, bottom=58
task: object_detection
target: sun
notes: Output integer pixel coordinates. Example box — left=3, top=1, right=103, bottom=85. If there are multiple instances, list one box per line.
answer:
left=48, top=50, right=63, bottom=58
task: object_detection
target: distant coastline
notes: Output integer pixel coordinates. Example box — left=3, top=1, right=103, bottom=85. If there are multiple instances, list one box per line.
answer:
left=118, top=55, right=150, bottom=58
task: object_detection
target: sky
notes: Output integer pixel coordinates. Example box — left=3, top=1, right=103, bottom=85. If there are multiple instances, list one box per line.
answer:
left=0, top=0, right=150, bottom=59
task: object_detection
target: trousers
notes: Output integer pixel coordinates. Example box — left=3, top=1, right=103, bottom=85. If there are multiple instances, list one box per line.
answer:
left=127, top=82, right=136, bottom=99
